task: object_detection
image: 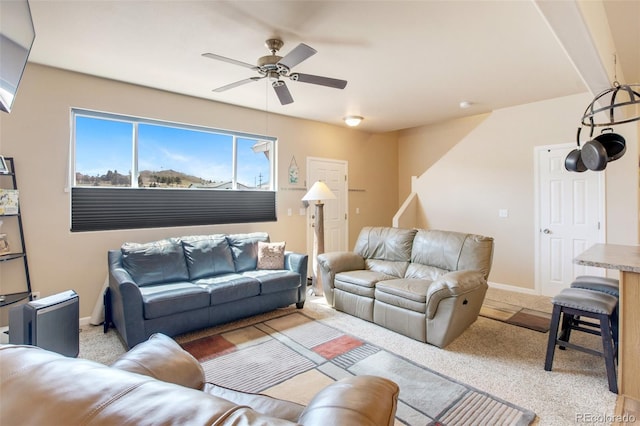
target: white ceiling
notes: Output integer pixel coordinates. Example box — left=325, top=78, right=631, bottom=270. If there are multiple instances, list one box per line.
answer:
left=26, top=0, right=639, bottom=133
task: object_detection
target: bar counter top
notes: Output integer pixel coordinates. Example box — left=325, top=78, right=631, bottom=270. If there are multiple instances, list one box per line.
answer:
left=574, top=243, right=640, bottom=273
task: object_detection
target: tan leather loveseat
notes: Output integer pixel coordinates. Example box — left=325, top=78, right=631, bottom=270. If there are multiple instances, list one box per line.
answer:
left=0, top=333, right=399, bottom=425
left=318, top=227, right=494, bottom=348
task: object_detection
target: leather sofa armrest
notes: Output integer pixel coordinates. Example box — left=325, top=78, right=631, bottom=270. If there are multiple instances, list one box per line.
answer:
left=108, top=250, right=146, bottom=349
left=298, top=375, right=399, bottom=426
left=203, top=383, right=305, bottom=423
left=425, top=270, right=487, bottom=319
left=285, top=251, right=309, bottom=304
left=111, top=333, right=205, bottom=390
left=317, top=252, right=365, bottom=306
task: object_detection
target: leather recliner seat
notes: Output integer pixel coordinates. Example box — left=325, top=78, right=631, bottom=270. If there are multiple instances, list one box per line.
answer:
left=0, top=333, right=399, bottom=425
left=318, top=227, right=494, bottom=348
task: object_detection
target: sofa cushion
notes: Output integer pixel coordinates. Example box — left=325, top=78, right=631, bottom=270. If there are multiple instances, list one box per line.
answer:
left=257, top=241, right=286, bottom=270
left=182, top=235, right=235, bottom=280
left=139, top=282, right=209, bottom=319
left=227, top=232, right=270, bottom=272
left=242, top=270, right=300, bottom=294
left=411, top=230, right=467, bottom=272
left=365, top=259, right=408, bottom=278
left=374, top=279, right=430, bottom=314
left=121, top=238, right=189, bottom=286
left=404, top=263, right=448, bottom=281
left=111, top=333, right=205, bottom=390
left=458, top=234, right=495, bottom=279
left=194, top=274, right=261, bottom=305
left=354, top=227, right=417, bottom=262
left=335, top=269, right=394, bottom=289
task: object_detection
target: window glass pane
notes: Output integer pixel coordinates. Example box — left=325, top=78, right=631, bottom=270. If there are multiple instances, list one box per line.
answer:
left=237, top=138, right=271, bottom=190
left=75, top=116, right=132, bottom=187
left=138, top=124, right=233, bottom=188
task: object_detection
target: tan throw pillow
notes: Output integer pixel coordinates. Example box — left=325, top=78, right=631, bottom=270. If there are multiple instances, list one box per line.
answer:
left=257, top=241, right=285, bottom=270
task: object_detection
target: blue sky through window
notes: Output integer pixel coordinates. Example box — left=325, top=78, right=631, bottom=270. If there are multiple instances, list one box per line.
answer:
left=74, top=115, right=271, bottom=188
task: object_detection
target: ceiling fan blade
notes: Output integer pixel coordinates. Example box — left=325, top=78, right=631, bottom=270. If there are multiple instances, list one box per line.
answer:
left=202, top=53, right=257, bottom=70
left=277, top=43, right=317, bottom=70
left=290, top=73, right=348, bottom=89
left=272, top=80, right=294, bottom=105
left=213, top=76, right=263, bottom=92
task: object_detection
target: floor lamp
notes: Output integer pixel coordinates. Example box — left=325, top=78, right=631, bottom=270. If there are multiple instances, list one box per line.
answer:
left=302, top=181, right=336, bottom=296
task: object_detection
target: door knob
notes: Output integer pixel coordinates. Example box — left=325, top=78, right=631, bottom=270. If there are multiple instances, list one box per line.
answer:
left=542, top=228, right=551, bottom=234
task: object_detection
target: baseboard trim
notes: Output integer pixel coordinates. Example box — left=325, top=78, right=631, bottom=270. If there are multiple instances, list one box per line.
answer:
left=488, top=281, right=539, bottom=296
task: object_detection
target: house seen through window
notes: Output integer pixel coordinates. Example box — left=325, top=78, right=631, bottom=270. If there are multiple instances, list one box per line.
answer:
left=70, top=109, right=277, bottom=232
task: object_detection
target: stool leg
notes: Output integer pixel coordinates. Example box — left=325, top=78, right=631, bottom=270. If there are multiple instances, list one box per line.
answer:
left=545, top=305, right=562, bottom=371
left=599, top=313, right=618, bottom=393
left=558, top=313, right=574, bottom=350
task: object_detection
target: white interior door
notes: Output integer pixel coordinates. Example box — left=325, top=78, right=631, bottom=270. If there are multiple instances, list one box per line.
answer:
left=306, top=157, right=348, bottom=262
left=536, top=144, right=605, bottom=297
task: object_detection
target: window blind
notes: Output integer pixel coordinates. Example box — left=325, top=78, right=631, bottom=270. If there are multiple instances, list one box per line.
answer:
left=71, top=187, right=276, bottom=232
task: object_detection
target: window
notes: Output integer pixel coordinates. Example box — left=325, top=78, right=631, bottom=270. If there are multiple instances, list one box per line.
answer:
left=70, top=109, right=277, bottom=232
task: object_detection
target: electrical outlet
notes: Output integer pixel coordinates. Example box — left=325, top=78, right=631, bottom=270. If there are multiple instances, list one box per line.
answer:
left=32, top=291, right=40, bottom=300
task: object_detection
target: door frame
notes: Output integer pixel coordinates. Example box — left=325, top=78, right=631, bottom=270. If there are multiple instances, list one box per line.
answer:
left=306, top=157, right=348, bottom=259
left=533, top=143, right=606, bottom=295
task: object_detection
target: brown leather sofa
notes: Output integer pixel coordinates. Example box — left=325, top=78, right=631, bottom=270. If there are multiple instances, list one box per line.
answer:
left=318, top=227, right=494, bottom=348
left=0, top=333, right=399, bottom=425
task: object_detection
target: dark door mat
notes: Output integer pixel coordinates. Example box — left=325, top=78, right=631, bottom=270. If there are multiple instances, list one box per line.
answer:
left=480, top=299, right=551, bottom=333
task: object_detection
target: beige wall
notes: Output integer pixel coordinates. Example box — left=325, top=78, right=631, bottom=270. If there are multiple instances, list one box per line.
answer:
left=396, top=113, right=490, bottom=205
left=0, top=64, right=398, bottom=323
left=398, top=92, right=639, bottom=291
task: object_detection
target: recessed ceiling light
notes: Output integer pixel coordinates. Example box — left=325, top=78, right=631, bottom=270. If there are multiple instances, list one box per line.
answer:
left=343, top=115, right=364, bottom=127
left=459, top=101, right=473, bottom=109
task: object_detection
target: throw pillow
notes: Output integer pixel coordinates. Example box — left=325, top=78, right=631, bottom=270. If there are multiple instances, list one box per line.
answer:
left=257, top=241, right=285, bottom=270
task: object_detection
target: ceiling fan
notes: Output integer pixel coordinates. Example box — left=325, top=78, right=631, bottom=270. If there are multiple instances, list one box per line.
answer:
left=202, top=38, right=347, bottom=105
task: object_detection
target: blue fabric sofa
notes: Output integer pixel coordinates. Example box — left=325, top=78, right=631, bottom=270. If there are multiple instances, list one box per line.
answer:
left=107, top=232, right=307, bottom=349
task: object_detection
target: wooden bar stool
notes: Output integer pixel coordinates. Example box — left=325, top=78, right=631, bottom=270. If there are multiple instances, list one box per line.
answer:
left=544, top=287, right=618, bottom=393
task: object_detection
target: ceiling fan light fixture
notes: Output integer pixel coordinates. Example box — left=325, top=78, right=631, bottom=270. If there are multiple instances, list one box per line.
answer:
left=344, top=115, right=364, bottom=127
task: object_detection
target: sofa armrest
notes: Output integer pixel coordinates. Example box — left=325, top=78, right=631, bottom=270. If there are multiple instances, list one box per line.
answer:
left=298, top=375, right=399, bottom=426
left=203, top=383, right=305, bottom=423
left=425, top=270, right=487, bottom=319
left=317, top=252, right=365, bottom=306
left=111, top=333, right=205, bottom=390
left=285, top=251, right=309, bottom=305
left=108, top=250, right=146, bottom=349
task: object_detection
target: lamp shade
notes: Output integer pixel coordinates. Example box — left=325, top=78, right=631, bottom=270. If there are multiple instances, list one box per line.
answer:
left=302, top=181, right=336, bottom=202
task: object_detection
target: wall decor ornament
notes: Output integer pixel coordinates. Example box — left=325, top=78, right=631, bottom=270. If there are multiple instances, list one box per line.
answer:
left=288, top=156, right=299, bottom=184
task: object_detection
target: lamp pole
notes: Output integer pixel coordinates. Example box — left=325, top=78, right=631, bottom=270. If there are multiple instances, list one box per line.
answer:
left=312, top=200, right=325, bottom=296
left=301, top=180, right=336, bottom=298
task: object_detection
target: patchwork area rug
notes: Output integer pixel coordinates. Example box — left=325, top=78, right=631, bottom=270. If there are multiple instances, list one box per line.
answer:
left=181, top=312, right=535, bottom=426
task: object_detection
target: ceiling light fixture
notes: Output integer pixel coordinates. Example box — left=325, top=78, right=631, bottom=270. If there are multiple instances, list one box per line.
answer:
left=343, top=115, right=364, bottom=127
left=459, top=101, right=473, bottom=109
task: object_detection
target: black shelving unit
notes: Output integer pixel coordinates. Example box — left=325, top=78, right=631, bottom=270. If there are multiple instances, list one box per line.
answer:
left=0, top=157, right=32, bottom=307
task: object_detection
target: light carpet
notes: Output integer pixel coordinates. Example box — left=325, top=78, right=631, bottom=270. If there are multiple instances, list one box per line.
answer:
left=181, top=311, right=535, bottom=426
